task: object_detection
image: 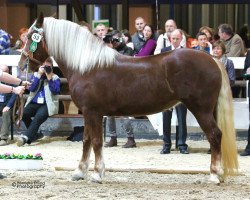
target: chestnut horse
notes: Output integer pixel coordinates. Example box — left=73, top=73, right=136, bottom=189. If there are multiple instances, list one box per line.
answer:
left=18, top=14, right=238, bottom=184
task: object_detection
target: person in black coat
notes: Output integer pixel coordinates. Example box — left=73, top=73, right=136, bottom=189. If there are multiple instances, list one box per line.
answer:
left=241, top=49, right=250, bottom=156
left=160, top=29, right=189, bottom=154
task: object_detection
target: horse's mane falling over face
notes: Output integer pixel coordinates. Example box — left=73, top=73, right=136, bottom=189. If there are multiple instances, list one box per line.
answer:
left=41, top=17, right=116, bottom=74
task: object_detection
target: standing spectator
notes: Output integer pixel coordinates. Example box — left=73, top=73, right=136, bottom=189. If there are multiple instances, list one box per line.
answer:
left=160, top=29, right=189, bottom=154
left=0, top=65, right=17, bottom=146
left=135, top=24, right=156, bottom=56
left=0, top=64, right=27, bottom=179
left=103, top=30, right=136, bottom=148
left=241, top=49, right=250, bottom=156
left=95, top=23, right=108, bottom=39
left=154, top=19, right=186, bottom=55
left=16, top=57, right=60, bottom=146
left=193, top=32, right=213, bottom=55
left=218, top=23, right=245, bottom=57
left=0, top=28, right=10, bottom=55
left=132, top=17, right=146, bottom=54
left=212, top=41, right=235, bottom=87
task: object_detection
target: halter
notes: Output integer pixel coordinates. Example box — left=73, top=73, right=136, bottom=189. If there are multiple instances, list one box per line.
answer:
left=14, top=26, right=50, bottom=128
left=21, top=26, right=49, bottom=66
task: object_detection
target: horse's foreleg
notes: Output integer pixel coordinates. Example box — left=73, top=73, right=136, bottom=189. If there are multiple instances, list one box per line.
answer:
left=91, top=116, right=105, bottom=183
left=195, top=113, right=224, bottom=184
left=72, top=122, right=92, bottom=181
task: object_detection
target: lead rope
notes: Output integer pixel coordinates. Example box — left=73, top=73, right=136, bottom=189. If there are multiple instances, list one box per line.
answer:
left=12, top=58, right=29, bottom=129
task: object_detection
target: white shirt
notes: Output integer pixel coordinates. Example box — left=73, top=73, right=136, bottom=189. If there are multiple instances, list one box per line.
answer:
left=154, top=33, right=186, bottom=55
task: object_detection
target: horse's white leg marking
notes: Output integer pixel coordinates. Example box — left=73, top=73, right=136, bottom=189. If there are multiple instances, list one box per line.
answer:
left=91, top=149, right=105, bottom=183
left=72, top=145, right=92, bottom=181
left=209, top=159, right=224, bottom=184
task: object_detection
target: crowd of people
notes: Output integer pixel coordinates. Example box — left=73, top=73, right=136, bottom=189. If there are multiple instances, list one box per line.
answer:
left=0, top=17, right=250, bottom=158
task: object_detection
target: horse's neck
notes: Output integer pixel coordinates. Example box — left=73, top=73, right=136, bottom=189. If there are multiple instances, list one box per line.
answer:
left=55, top=60, right=74, bottom=80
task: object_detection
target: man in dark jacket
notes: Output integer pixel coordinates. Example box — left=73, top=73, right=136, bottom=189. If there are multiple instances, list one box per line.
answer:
left=160, top=29, right=189, bottom=154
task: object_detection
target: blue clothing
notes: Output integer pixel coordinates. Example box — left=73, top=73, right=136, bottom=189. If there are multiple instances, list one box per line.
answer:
left=193, top=45, right=211, bottom=54
left=215, top=55, right=235, bottom=87
left=0, top=29, right=10, bottom=55
left=0, top=83, right=17, bottom=108
left=29, top=74, right=60, bottom=104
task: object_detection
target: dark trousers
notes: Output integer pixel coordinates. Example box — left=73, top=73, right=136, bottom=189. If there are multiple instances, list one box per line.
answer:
left=106, top=116, right=134, bottom=138
left=246, top=100, right=250, bottom=152
left=162, top=104, right=187, bottom=148
left=22, top=103, right=49, bottom=143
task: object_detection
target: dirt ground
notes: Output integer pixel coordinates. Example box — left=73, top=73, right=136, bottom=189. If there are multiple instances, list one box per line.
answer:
left=0, top=137, right=250, bottom=200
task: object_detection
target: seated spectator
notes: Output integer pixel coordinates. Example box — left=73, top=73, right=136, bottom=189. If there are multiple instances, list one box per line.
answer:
left=121, top=29, right=134, bottom=50
left=190, top=38, right=198, bottom=48
left=212, top=41, right=235, bottom=87
left=218, top=23, right=245, bottom=57
left=0, top=28, right=10, bottom=55
left=0, top=65, right=17, bottom=146
left=135, top=24, right=156, bottom=56
left=16, top=57, right=61, bottom=146
left=199, top=26, right=216, bottom=44
left=193, top=32, right=213, bottom=55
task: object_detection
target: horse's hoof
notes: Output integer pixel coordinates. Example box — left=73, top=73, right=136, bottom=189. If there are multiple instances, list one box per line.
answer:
left=71, top=169, right=86, bottom=181
left=208, top=173, right=221, bottom=185
left=91, top=172, right=103, bottom=184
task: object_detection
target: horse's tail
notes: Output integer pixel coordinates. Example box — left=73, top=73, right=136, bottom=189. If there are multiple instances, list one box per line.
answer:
left=216, top=60, right=238, bottom=177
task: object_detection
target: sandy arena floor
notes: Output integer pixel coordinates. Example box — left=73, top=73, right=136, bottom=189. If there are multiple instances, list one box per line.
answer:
left=0, top=137, right=250, bottom=200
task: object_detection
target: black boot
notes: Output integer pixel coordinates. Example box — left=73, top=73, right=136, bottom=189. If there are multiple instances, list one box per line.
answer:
left=122, top=137, right=136, bottom=148
left=104, top=136, right=117, bottom=147
left=178, top=144, right=189, bottom=154
left=160, top=143, right=171, bottom=154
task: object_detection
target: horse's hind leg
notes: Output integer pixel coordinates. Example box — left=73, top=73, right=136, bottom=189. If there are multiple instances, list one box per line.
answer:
left=194, top=112, right=224, bottom=184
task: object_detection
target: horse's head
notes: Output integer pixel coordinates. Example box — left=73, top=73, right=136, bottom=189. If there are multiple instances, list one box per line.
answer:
left=18, top=12, right=50, bottom=72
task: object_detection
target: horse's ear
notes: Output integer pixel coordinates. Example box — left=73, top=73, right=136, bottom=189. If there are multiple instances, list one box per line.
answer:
left=36, top=12, right=44, bottom=28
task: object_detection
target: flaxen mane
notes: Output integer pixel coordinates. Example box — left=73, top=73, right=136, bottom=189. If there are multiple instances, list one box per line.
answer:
left=42, top=17, right=116, bottom=74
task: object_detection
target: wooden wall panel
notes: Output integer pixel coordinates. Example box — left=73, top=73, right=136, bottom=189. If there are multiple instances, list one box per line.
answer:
left=7, top=4, right=30, bottom=42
